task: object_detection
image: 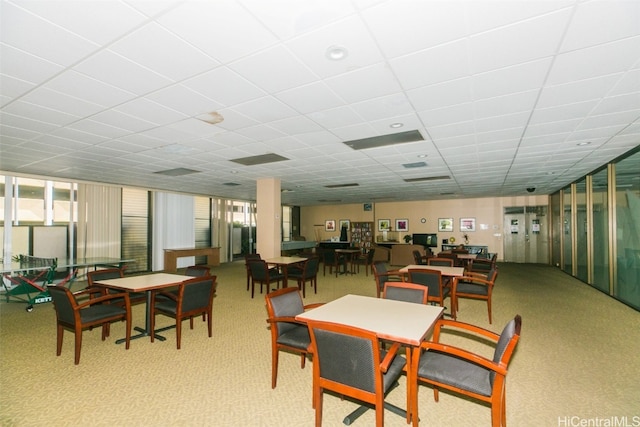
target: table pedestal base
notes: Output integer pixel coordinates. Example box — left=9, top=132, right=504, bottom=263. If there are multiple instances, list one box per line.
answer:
left=115, top=325, right=175, bottom=344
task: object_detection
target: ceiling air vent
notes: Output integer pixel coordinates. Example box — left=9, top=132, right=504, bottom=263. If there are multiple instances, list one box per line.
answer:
left=325, top=183, right=359, bottom=188
left=343, top=130, right=424, bottom=150
left=154, top=168, right=200, bottom=177
left=230, top=153, right=289, bottom=166
left=404, top=176, right=450, bottom=183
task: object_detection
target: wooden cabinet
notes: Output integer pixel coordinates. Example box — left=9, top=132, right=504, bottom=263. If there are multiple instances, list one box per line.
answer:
left=351, top=222, right=373, bottom=250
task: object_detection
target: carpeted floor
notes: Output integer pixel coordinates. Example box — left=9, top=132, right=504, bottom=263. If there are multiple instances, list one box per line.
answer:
left=1, top=261, right=639, bottom=427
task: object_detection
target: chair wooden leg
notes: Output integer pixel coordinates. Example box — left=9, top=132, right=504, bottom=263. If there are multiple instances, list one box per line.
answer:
left=56, top=324, right=63, bottom=356
left=175, top=319, right=182, bottom=350
left=271, top=346, right=279, bottom=389
left=207, top=310, right=213, bottom=337
left=74, top=325, right=82, bottom=365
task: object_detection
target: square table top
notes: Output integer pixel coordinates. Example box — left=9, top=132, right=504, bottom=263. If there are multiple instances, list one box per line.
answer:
left=93, top=273, right=191, bottom=292
left=296, top=294, right=443, bottom=346
left=264, top=256, right=307, bottom=265
left=399, top=265, right=465, bottom=277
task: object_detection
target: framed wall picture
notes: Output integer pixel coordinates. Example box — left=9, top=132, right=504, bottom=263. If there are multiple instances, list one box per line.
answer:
left=325, top=220, right=336, bottom=232
left=339, top=219, right=350, bottom=230
left=378, top=219, right=391, bottom=231
left=395, top=219, right=409, bottom=232
left=460, top=217, right=476, bottom=232
left=438, top=218, right=454, bottom=232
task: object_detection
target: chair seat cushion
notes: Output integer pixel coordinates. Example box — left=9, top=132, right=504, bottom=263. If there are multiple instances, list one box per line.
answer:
left=277, top=324, right=311, bottom=350
left=456, top=282, right=488, bottom=295
left=154, top=299, right=178, bottom=314
left=418, top=350, right=491, bottom=397
left=80, top=304, right=126, bottom=323
left=381, top=351, right=406, bottom=393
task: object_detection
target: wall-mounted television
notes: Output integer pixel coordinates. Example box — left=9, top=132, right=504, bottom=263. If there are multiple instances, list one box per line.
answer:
left=412, top=233, right=438, bottom=248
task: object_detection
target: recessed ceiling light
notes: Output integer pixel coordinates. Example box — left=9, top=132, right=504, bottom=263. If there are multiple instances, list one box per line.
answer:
left=576, top=141, right=591, bottom=146
left=326, top=45, right=348, bottom=61
left=417, top=154, right=428, bottom=158
left=390, top=122, right=403, bottom=128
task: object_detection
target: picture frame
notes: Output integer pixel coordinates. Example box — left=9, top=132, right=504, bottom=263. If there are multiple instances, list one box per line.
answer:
left=460, top=217, right=476, bottom=232
left=438, top=218, right=454, bottom=232
left=395, top=219, right=409, bottom=232
left=339, top=219, right=350, bottom=231
left=325, top=220, right=336, bottom=232
left=378, top=219, right=391, bottom=231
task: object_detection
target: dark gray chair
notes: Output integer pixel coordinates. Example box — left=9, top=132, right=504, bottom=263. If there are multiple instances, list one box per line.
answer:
left=413, top=315, right=522, bottom=427
left=307, top=319, right=406, bottom=427
left=185, top=265, right=211, bottom=277
left=244, top=253, right=262, bottom=291
left=48, top=285, right=131, bottom=364
left=87, top=267, right=145, bottom=306
left=453, top=268, right=498, bottom=323
left=412, top=250, right=426, bottom=265
left=407, top=268, right=452, bottom=315
left=264, top=287, right=323, bottom=389
left=383, top=281, right=428, bottom=304
left=372, top=262, right=403, bottom=298
left=249, top=260, right=285, bottom=298
left=321, top=250, right=344, bottom=277
left=287, top=256, right=320, bottom=297
left=150, top=275, right=217, bottom=349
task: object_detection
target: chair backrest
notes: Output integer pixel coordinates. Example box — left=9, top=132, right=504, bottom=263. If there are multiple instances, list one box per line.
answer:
left=265, top=287, right=305, bottom=337
left=383, top=282, right=428, bottom=304
left=87, top=268, right=124, bottom=286
left=323, top=250, right=337, bottom=264
left=185, top=265, right=211, bottom=277
left=249, top=260, right=268, bottom=280
left=48, top=285, right=77, bottom=325
left=428, top=257, right=454, bottom=267
left=304, top=256, right=320, bottom=277
left=178, top=276, right=217, bottom=313
left=412, top=250, right=424, bottom=265
left=490, top=315, right=522, bottom=385
left=308, top=320, right=379, bottom=393
left=366, top=249, right=376, bottom=262
left=407, top=268, right=444, bottom=297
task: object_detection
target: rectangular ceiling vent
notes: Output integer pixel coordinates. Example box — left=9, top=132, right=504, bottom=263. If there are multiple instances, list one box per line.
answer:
left=317, top=199, right=342, bottom=203
left=223, top=182, right=241, bottom=186
left=402, top=161, right=427, bottom=169
left=404, top=175, right=450, bottom=183
left=154, top=168, right=200, bottom=177
left=343, top=130, right=424, bottom=150
left=230, top=153, right=289, bottom=166
left=325, top=183, right=359, bottom=188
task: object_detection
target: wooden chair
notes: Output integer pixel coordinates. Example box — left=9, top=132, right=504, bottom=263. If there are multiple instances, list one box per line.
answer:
left=150, top=276, right=217, bottom=349
left=412, top=250, right=427, bottom=265
left=407, top=268, right=453, bottom=316
left=452, top=268, right=498, bottom=323
left=264, top=287, right=323, bottom=389
left=307, top=319, right=406, bottom=427
left=411, top=315, right=522, bottom=427
left=427, top=257, right=454, bottom=267
left=354, top=249, right=376, bottom=275
left=185, top=265, right=211, bottom=277
left=288, top=256, right=320, bottom=298
left=249, top=260, right=284, bottom=298
left=321, top=250, right=344, bottom=277
left=372, top=262, right=403, bottom=298
left=48, top=285, right=131, bottom=364
left=383, top=281, right=428, bottom=304
left=244, top=254, right=262, bottom=291
left=87, top=267, right=145, bottom=304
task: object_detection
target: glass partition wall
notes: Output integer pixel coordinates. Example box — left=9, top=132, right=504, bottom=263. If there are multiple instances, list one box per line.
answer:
left=553, top=148, right=640, bottom=310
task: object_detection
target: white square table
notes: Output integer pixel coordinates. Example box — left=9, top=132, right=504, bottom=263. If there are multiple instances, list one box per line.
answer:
left=94, top=273, right=191, bottom=343
left=296, top=294, right=443, bottom=424
left=264, top=256, right=306, bottom=288
left=398, top=264, right=465, bottom=277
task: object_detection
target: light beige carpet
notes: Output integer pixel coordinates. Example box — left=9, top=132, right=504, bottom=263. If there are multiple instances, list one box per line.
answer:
left=1, top=262, right=638, bottom=426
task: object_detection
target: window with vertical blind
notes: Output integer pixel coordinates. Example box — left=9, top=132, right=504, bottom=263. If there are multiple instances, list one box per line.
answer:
left=122, top=188, right=149, bottom=273
left=194, top=196, right=211, bottom=265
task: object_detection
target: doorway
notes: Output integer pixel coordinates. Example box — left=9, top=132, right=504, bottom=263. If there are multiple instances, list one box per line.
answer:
left=503, top=206, right=549, bottom=264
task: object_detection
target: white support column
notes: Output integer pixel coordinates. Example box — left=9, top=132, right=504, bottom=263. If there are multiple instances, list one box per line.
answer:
left=256, top=178, right=281, bottom=259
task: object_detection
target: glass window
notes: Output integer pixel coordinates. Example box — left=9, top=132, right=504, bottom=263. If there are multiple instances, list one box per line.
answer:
left=122, top=188, right=149, bottom=273
left=591, top=167, right=609, bottom=293
left=614, top=151, right=640, bottom=309
left=562, top=187, right=572, bottom=273
left=575, top=179, right=588, bottom=282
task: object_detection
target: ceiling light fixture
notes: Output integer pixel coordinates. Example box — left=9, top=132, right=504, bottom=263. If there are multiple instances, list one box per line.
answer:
left=326, top=45, right=348, bottom=61
left=576, top=141, right=592, bottom=146
left=417, top=154, right=427, bottom=158
left=390, top=122, right=403, bottom=129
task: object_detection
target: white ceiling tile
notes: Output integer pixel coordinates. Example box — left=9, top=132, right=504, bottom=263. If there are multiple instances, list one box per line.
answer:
left=307, top=106, right=364, bottom=129
left=230, top=96, right=297, bottom=124
left=74, top=50, right=172, bottom=95
left=275, top=81, right=344, bottom=114
left=349, top=93, right=413, bottom=121
left=3, top=100, right=80, bottom=126
left=157, top=0, right=278, bottom=63
left=472, top=58, right=552, bottom=99
left=109, top=23, right=219, bottom=81
left=45, top=70, right=137, bottom=108
left=407, top=78, right=474, bottom=111
left=0, top=44, right=64, bottom=86
left=146, top=84, right=224, bottom=117
left=1, top=1, right=98, bottom=66
left=324, top=63, right=402, bottom=103
left=183, top=67, right=265, bottom=107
